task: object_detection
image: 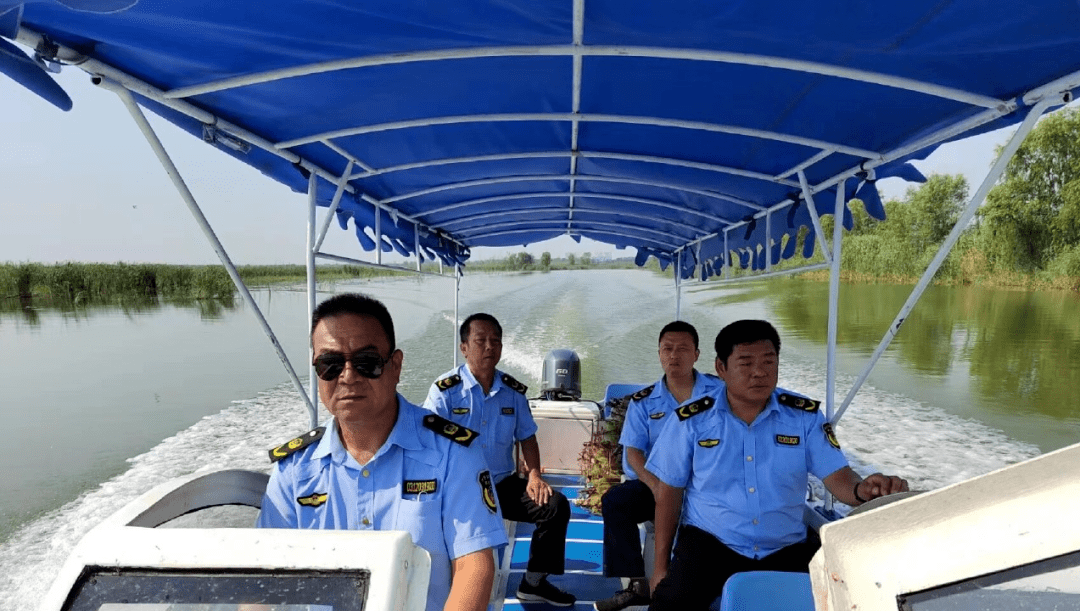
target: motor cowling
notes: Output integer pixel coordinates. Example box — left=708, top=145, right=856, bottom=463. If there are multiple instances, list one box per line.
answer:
left=541, top=349, right=581, bottom=400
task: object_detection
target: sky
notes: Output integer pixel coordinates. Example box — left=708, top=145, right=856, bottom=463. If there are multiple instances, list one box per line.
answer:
left=1, top=63, right=1021, bottom=266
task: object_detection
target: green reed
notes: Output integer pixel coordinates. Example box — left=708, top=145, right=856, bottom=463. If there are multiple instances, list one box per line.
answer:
left=0, top=262, right=407, bottom=308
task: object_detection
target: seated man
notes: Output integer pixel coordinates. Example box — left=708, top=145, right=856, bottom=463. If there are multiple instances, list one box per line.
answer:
left=594, top=321, right=721, bottom=611
left=258, top=293, right=508, bottom=611
left=646, top=320, right=909, bottom=611
left=424, top=313, right=575, bottom=607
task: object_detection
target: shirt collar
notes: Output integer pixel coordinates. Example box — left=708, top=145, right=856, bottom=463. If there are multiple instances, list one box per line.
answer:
left=459, top=363, right=503, bottom=395
left=660, top=369, right=714, bottom=404
left=310, top=394, right=423, bottom=464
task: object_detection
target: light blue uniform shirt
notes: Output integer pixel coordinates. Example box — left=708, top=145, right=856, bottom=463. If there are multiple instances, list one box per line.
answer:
left=646, top=386, right=848, bottom=559
left=258, top=396, right=508, bottom=611
left=423, top=364, right=537, bottom=484
left=619, top=371, right=722, bottom=479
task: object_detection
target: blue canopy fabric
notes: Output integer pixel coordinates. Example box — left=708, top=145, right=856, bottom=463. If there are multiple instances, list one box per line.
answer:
left=5, top=0, right=1080, bottom=276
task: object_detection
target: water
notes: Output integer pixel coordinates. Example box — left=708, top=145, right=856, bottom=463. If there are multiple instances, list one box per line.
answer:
left=2, top=269, right=1074, bottom=607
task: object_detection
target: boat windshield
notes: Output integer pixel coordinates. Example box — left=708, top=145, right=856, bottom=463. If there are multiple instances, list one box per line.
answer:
left=64, top=569, right=367, bottom=611
left=899, top=550, right=1080, bottom=611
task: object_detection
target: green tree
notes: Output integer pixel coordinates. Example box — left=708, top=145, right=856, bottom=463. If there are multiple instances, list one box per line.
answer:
left=567, top=253, right=576, bottom=266
left=540, top=252, right=551, bottom=269
left=581, top=252, right=592, bottom=266
left=979, top=107, right=1080, bottom=272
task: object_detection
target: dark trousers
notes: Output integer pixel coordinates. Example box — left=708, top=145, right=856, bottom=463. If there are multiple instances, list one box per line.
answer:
left=601, top=479, right=655, bottom=578
left=649, top=525, right=819, bottom=611
left=496, top=474, right=570, bottom=574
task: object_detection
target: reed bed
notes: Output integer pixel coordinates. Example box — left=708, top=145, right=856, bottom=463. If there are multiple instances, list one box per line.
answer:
left=0, top=262, right=406, bottom=306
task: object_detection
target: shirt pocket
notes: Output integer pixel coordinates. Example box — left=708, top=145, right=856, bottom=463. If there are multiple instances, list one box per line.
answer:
left=395, top=495, right=443, bottom=553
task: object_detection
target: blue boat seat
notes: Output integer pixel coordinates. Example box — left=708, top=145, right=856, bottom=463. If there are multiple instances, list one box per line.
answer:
left=603, top=383, right=648, bottom=418
left=713, top=571, right=813, bottom=611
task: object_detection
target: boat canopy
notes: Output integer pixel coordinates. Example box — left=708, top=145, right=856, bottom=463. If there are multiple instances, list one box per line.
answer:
left=4, top=0, right=1080, bottom=278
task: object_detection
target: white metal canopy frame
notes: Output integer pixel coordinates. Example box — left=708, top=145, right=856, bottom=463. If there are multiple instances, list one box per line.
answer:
left=4, top=0, right=1080, bottom=432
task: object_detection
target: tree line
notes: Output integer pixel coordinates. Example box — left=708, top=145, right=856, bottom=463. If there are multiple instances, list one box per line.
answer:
left=798, top=107, right=1080, bottom=291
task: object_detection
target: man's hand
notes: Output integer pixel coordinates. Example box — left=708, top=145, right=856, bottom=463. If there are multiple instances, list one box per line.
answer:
left=526, top=470, right=552, bottom=506
left=855, top=472, right=909, bottom=502
left=649, top=568, right=667, bottom=596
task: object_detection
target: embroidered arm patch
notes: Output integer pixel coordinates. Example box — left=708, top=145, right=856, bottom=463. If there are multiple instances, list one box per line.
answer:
left=269, top=427, right=325, bottom=463
left=423, top=414, right=479, bottom=446
left=479, top=470, right=497, bottom=513
left=823, top=423, right=841, bottom=449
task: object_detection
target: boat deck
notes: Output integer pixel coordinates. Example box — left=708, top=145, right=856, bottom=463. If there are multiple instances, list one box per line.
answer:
left=497, top=473, right=625, bottom=611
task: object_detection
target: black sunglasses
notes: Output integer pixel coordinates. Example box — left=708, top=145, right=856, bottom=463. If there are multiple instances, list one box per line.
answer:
left=312, top=351, right=391, bottom=381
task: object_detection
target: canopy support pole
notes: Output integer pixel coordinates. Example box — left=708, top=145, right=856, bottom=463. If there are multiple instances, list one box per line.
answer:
left=675, top=250, right=683, bottom=320
left=765, top=210, right=772, bottom=273
left=823, top=181, right=846, bottom=514
left=723, top=230, right=730, bottom=280
left=375, top=204, right=383, bottom=265
left=798, top=170, right=833, bottom=266
left=313, top=160, right=355, bottom=253
left=305, top=172, right=320, bottom=428
left=453, top=265, right=461, bottom=367
left=831, top=96, right=1057, bottom=425
left=102, top=79, right=316, bottom=419
left=415, top=224, right=422, bottom=271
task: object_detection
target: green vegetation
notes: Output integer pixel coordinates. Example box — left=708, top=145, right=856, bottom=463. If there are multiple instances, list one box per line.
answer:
left=463, top=251, right=637, bottom=272
left=0, top=262, right=406, bottom=308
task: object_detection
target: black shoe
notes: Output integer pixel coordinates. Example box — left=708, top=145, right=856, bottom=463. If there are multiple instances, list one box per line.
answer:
left=516, top=577, right=577, bottom=607
left=593, top=585, right=650, bottom=611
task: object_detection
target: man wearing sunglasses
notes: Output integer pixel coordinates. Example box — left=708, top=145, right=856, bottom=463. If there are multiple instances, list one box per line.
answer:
left=258, top=293, right=508, bottom=611
left=424, top=313, right=575, bottom=607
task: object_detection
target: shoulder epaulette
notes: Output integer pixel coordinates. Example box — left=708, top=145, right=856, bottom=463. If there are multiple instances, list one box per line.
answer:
left=777, top=392, right=820, bottom=413
left=422, top=414, right=479, bottom=447
left=435, top=374, right=462, bottom=392
left=675, top=396, right=716, bottom=421
left=501, top=373, right=528, bottom=395
left=629, top=384, right=655, bottom=402
left=268, top=427, right=325, bottom=463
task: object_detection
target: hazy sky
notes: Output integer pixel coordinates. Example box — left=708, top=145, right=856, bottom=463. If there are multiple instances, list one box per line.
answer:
left=1, top=65, right=1019, bottom=266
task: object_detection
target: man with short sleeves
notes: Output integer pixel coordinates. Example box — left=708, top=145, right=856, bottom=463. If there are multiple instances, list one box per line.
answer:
left=645, top=320, right=909, bottom=611
left=258, top=293, right=507, bottom=611
left=425, top=313, right=575, bottom=607
left=593, top=321, right=720, bottom=611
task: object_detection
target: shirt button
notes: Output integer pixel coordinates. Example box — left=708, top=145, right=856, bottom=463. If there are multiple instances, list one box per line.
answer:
left=753, top=519, right=759, bottom=525
left=753, top=546, right=760, bottom=552
left=482, top=421, right=487, bottom=426
left=746, top=456, right=753, bottom=461
left=362, top=518, right=371, bottom=526
left=748, top=487, right=756, bottom=493
left=362, top=469, right=370, bottom=477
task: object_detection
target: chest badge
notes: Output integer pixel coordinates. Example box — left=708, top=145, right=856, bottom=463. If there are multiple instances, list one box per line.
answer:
left=698, top=439, right=720, bottom=448
left=403, top=480, right=438, bottom=495
left=297, top=493, right=328, bottom=507
left=501, top=407, right=515, bottom=415
left=452, top=407, right=470, bottom=415
left=649, top=412, right=665, bottom=420
left=776, top=434, right=801, bottom=446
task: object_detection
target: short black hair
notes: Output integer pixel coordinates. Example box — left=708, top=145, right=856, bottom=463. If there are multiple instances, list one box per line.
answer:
left=460, top=313, right=502, bottom=344
left=311, top=293, right=396, bottom=352
left=714, top=320, right=781, bottom=364
left=659, top=320, right=699, bottom=350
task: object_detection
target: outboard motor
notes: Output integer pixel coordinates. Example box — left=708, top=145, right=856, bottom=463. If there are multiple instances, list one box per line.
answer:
left=541, top=349, right=581, bottom=400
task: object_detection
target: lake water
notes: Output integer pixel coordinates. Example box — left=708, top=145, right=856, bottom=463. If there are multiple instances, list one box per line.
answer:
left=2, top=269, right=1077, bottom=606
